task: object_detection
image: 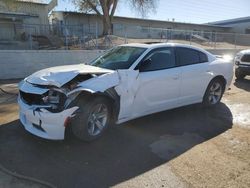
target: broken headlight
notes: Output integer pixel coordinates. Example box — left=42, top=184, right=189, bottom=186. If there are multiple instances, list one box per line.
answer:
left=43, top=90, right=60, bottom=104
left=42, top=89, right=67, bottom=111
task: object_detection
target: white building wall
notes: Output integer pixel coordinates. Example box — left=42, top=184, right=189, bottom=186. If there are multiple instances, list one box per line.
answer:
left=17, top=2, right=50, bottom=25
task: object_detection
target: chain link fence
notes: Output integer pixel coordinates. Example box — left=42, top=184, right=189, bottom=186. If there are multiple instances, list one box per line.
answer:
left=1, top=22, right=250, bottom=50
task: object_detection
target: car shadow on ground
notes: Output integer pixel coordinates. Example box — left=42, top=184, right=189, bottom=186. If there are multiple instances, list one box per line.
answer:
left=234, top=77, right=250, bottom=92
left=0, top=103, right=233, bottom=188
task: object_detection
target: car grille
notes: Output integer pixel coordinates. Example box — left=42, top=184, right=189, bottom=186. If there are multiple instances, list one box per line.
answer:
left=20, top=90, right=45, bottom=105
left=241, top=54, right=250, bottom=63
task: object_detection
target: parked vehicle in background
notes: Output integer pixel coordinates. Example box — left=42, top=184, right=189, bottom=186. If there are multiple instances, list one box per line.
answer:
left=235, top=49, right=250, bottom=80
left=18, top=43, right=233, bottom=141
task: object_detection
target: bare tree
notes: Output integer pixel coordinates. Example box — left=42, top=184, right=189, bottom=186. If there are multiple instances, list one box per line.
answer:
left=70, top=0, right=158, bottom=35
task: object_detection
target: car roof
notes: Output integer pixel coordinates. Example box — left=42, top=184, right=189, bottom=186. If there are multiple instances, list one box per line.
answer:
left=121, top=42, right=202, bottom=50
left=121, top=42, right=213, bottom=56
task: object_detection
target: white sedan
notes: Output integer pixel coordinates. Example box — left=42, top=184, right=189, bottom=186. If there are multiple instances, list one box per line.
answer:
left=18, top=43, right=233, bottom=141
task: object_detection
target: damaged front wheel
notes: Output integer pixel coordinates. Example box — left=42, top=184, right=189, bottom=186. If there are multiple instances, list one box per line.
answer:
left=71, top=96, right=112, bottom=142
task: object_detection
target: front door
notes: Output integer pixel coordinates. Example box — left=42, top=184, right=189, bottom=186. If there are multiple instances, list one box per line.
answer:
left=132, top=47, right=181, bottom=118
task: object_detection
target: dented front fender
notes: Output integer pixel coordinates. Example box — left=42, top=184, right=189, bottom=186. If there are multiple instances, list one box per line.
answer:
left=67, top=70, right=140, bottom=122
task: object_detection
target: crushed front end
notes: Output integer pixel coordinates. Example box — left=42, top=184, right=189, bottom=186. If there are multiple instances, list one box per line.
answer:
left=18, top=80, right=79, bottom=140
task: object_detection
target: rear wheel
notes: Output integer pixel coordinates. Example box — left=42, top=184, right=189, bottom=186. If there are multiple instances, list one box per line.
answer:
left=203, top=79, right=224, bottom=106
left=235, top=69, right=245, bottom=80
left=71, top=96, right=112, bottom=142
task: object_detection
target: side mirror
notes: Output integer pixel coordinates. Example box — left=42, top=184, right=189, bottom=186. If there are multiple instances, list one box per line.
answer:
left=136, top=58, right=152, bottom=71
left=143, top=58, right=152, bottom=65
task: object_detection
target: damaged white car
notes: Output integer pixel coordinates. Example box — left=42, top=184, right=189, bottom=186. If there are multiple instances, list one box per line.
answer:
left=18, top=43, right=233, bottom=141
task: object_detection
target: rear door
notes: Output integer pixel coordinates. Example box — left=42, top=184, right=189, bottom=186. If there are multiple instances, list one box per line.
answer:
left=176, top=47, right=212, bottom=105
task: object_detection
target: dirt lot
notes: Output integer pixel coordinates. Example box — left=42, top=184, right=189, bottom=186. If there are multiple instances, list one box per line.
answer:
left=0, top=77, right=250, bottom=188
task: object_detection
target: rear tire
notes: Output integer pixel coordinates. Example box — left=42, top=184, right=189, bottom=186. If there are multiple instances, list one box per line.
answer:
left=71, top=96, right=112, bottom=142
left=235, top=69, right=245, bottom=80
left=203, top=78, right=225, bottom=107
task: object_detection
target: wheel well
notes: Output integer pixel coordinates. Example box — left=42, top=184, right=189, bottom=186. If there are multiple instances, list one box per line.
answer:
left=202, top=75, right=227, bottom=104
left=211, top=75, right=227, bottom=92
left=72, top=89, right=120, bottom=123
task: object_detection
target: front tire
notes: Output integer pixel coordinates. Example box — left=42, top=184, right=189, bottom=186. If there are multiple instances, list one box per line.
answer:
left=71, top=96, right=112, bottom=142
left=203, top=79, right=224, bottom=107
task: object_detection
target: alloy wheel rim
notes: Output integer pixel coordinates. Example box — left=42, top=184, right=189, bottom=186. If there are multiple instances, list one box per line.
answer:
left=208, top=82, right=222, bottom=105
left=87, top=103, right=108, bottom=136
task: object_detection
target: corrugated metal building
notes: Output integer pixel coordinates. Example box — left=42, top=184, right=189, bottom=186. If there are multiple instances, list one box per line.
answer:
left=0, top=0, right=57, bottom=40
left=209, top=16, right=250, bottom=34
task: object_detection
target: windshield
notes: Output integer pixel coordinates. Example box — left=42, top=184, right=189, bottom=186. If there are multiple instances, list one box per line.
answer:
left=91, top=46, right=146, bottom=70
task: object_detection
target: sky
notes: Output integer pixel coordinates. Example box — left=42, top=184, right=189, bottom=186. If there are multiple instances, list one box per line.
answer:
left=53, top=0, right=250, bottom=23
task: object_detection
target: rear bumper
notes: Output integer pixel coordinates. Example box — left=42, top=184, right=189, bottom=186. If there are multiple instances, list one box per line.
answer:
left=18, top=96, right=78, bottom=140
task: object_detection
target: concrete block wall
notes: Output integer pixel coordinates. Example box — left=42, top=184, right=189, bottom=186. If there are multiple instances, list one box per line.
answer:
left=0, top=50, right=103, bottom=79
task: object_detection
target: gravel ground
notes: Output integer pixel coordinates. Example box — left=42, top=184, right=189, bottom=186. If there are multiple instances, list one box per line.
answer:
left=0, top=77, right=249, bottom=188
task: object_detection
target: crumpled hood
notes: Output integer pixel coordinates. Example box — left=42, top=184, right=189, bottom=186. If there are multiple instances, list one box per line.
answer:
left=25, top=64, right=113, bottom=87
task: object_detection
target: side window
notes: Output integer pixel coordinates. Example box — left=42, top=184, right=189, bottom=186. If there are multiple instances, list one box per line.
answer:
left=199, top=52, right=208, bottom=62
left=138, top=48, right=176, bottom=72
left=176, top=47, right=200, bottom=66
left=176, top=47, right=208, bottom=66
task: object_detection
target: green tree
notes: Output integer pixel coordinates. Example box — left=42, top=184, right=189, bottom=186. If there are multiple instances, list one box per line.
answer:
left=70, top=0, right=158, bottom=35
